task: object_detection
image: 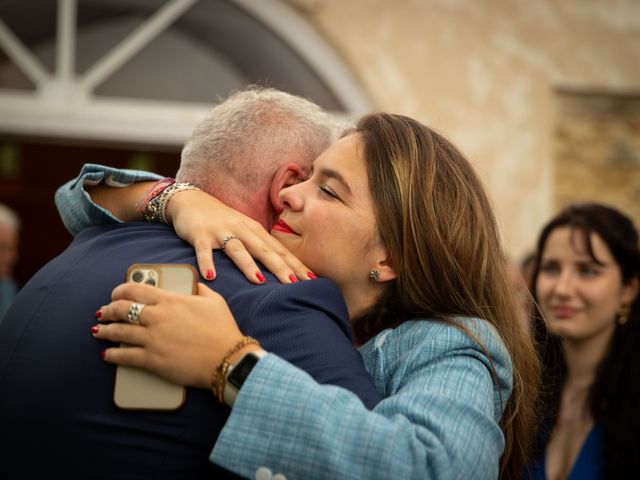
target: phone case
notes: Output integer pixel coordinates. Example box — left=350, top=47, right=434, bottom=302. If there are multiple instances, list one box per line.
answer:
left=113, top=263, right=197, bottom=410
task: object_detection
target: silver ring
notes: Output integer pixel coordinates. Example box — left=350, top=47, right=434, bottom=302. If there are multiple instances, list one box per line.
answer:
left=127, top=302, right=145, bottom=324
left=221, top=234, right=239, bottom=254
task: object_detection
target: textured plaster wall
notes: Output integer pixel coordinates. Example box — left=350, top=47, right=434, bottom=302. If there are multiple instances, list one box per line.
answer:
left=287, top=0, right=640, bottom=260
left=555, top=93, right=640, bottom=228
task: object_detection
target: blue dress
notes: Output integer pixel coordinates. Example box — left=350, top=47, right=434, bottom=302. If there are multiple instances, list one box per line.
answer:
left=528, top=426, right=603, bottom=480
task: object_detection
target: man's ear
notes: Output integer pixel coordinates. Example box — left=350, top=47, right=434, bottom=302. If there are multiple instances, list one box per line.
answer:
left=270, top=163, right=307, bottom=213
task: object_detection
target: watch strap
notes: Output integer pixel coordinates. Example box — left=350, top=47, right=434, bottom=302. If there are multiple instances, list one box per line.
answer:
left=223, top=349, right=267, bottom=407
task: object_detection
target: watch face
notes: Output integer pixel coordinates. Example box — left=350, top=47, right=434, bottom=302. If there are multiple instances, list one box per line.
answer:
left=228, top=353, right=260, bottom=389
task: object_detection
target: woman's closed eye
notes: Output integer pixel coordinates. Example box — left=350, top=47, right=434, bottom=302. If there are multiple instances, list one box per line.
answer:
left=319, top=184, right=340, bottom=200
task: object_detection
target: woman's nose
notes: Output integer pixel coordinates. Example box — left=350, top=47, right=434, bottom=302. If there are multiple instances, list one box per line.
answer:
left=552, top=270, right=575, bottom=297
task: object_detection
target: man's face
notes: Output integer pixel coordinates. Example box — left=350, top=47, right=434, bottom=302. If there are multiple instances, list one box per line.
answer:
left=0, top=225, right=18, bottom=278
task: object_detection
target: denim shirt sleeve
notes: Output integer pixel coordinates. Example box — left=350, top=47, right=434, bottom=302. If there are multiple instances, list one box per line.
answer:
left=54, top=163, right=163, bottom=235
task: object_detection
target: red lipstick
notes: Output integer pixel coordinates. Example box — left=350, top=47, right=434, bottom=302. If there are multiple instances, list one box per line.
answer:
left=272, top=218, right=297, bottom=235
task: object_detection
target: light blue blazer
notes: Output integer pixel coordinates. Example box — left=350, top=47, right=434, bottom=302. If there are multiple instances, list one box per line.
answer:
left=212, top=318, right=512, bottom=480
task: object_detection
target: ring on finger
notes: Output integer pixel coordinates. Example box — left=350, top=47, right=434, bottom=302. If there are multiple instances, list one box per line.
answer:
left=221, top=234, right=239, bottom=254
left=127, top=302, right=146, bottom=325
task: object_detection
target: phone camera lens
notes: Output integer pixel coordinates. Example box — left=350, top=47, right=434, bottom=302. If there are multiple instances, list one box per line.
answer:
left=132, top=271, right=144, bottom=282
left=145, top=278, right=157, bottom=286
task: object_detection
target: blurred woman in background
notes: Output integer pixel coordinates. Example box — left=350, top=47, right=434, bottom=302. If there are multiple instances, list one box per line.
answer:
left=527, top=203, right=640, bottom=479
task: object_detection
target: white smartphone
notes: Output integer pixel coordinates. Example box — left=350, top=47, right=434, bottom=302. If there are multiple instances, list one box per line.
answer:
left=113, top=263, right=197, bottom=410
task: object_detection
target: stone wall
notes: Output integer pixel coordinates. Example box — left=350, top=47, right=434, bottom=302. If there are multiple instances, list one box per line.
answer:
left=555, top=91, right=640, bottom=230
left=286, top=0, right=640, bottom=257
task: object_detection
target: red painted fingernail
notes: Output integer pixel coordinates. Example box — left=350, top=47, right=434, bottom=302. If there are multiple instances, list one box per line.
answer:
left=100, top=350, right=106, bottom=359
left=289, top=274, right=299, bottom=283
left=95, top=309, right=102, bottom=319
left=256, top=272, right=266, bottom=283
left=206, top=269, right=214, bottom=280
left=91, top=325, right=100, bottom=334
left=307, top=271, right=317, bottom=280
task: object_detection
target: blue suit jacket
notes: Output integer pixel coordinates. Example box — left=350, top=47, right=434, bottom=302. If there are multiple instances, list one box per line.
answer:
left=0, top=222, right=381, bottom=479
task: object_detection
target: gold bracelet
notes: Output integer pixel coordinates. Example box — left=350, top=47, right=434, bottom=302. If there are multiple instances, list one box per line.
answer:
left=211, top=336, right=260, bottom=402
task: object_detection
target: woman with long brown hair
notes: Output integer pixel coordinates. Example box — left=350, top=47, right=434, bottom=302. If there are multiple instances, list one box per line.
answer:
left=68, top=113, right=539, bottom=478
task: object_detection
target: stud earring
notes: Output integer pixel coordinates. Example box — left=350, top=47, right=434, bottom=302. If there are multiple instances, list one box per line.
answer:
left=616, top=303, right=630, bottom=325
left=369, top=269, right=381, bottom=281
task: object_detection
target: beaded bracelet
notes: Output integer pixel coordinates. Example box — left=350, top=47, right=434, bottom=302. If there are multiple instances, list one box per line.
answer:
left=211, top=336, right=260, bottom=403
left=136, top=178, right=175, bottom=215
left=142, top=182, right=200, bottom=224
left=137, top=178, right=174, bottom=207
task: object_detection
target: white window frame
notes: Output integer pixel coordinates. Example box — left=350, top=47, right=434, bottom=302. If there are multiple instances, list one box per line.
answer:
left=0, top=0, right=371, bottom=147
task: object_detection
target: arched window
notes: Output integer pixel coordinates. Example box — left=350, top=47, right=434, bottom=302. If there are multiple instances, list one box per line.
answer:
left=0, top=0, right=371, bottom=147
left=0, top=0, right=372, bottom=284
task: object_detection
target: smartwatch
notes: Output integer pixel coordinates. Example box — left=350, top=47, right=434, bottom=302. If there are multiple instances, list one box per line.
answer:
left=223, top=349, right=267, bottom=407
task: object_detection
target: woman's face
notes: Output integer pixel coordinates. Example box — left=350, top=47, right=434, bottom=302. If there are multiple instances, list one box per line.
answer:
left=536, top=226, right=636, bottom=344
left=272, top=133, right=387, bottom=290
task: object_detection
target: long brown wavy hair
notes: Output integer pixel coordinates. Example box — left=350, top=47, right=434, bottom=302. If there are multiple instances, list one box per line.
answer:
left=351, top=113, right=540, bottom=479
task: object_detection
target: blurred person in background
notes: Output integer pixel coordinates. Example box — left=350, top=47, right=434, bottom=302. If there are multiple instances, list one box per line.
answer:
left=526, top=203, right=640, bottom=479
left=0, top=202, right=20, bottom=322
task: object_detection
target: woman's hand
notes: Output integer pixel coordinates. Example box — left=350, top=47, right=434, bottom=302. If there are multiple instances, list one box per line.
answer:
left=93, top=282, right=250, bottom=389
left=166, top=189, right=314, bottom=284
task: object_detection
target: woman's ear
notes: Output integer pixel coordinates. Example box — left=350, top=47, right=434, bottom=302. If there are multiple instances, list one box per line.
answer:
left=373, top=256, right=397, bottom=283
left=622, top=276, right=639, bottom=304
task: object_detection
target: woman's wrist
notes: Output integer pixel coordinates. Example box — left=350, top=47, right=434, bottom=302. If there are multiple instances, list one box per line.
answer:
left=136, top=178, right=175, bottom=219
left=211, top=336, right=263, bottom=403
left=163, top=186, right=202, bottom=225
left=139, top=179, right=200, bottom=225
left=223, top=348, right=268, bottom=407
left=228, top=342, right=264, bottom=365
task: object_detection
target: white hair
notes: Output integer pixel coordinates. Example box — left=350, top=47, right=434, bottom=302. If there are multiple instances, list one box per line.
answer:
left=0, top=203, right=19, bottom=230
left=176, top=86, right=346, bottom=195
